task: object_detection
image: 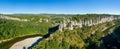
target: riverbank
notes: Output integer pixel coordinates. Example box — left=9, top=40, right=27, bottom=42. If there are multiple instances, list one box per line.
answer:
left=0, top=34, right=43, bottom=49
left=10, top=36, right=42, bottom=49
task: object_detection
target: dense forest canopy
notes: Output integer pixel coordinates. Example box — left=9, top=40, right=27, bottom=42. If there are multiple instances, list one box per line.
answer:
left=0, top=14, right=120, bottom=49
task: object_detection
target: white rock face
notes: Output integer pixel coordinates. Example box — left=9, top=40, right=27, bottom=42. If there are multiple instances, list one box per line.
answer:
left=59, top=23, right=63, bottom=32
left=69, top=21, right=74, bottom=30
left=45, top=19, right=49, bottom=22
left=42, top=19, right=49, bottom=22
left=57, top=16, right=120, bottom=31
left=63, top=20, right=67, bottom=28
left=0, top=15, right=29, bottom=21
left=39, top=18, right=42, bottom=22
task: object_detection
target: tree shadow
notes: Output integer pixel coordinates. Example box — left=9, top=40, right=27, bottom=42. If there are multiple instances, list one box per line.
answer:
left=27, top=38, right=44, bottom=49
left=100, top=26, right=120, bottom=49
left=23, top=46, right=26, bottom=49
left=27, top=25, right=59, bottom=49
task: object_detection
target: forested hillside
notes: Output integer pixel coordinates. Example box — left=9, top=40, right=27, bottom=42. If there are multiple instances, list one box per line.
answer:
left=0, top=14, right=120, bottom=49
left=33, top=19, right=120, bottom=49
left=0, top=15, right=52, bottom=40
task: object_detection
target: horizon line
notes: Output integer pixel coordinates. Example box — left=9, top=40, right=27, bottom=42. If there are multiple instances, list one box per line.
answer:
left=0, top=13, right=120, bottom=15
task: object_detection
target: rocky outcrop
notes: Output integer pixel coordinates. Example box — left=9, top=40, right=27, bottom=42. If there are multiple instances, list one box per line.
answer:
left=0, top=15, right=29, bottom=21
left=58, top=16, right=120, bottom=31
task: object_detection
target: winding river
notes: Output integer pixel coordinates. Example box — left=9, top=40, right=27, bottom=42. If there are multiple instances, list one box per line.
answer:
left=0, top=25, right=59, bottom=49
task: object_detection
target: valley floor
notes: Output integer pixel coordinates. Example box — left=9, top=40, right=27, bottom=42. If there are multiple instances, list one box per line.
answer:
left=10, top=36, right=42, bottom=49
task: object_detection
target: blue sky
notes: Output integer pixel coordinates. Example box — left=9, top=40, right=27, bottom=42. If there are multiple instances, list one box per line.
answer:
left=0, top=0, right=120, bottom=14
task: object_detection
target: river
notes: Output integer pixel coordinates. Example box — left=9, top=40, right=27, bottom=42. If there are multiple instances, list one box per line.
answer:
left=5, top=25, right=59, bottom=49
